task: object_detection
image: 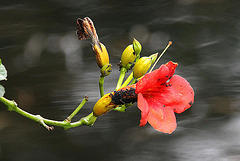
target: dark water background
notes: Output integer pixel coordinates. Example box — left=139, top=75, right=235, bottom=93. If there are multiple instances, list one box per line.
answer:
left=1, top=0, right=240, bottom=160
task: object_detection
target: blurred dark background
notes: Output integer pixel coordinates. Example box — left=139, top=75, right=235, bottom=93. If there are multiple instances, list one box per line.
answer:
left=0, top=0, right=240, bottom=160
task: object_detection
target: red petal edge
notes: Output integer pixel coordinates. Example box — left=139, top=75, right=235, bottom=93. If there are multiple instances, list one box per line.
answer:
left=147, top=104, right=177, bottom=134
left=136, top=61, right=178, bottom=94
left=137, top=94, right=149, bottom=126
left=165, top=75, right=194, bottom=113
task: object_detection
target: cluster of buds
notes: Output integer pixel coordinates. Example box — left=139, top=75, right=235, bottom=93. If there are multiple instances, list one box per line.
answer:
left=76, top=17, right=165, bottom=117
left=76, top=17, right=194, bottom=134
left=76, top=18, right=161, bottom=117
left=93, top=49, right=158, bottom=116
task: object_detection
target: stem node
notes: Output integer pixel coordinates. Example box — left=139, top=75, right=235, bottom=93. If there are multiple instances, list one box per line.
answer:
left=36, top=115, right=54, bottom=130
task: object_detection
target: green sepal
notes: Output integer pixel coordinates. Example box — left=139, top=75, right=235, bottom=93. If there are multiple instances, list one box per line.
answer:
left=133, top=38, right=142, bottom=56
left=101, top=64, right=112, bottom=76
left=149, top=53, right=158, bottom=64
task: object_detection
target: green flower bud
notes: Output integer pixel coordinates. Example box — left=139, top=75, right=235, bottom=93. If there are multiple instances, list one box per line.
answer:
left=93, top=42, right=110, bottom=68
left=101, top=64, right=112, bottom=76
left=133, top=38, right=142, bottom=56
left=120, top=44, right=136, bottom=68
left=133, top=57, right=151, bottom=79
left=149, top=53, right=158, bottom=64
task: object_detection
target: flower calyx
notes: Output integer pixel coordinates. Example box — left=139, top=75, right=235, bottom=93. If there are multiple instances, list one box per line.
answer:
left=93, top=84, right=137, bottom=116
left=93, top=93, right=116, bottom=116
left=101, top=64, right=112, bottom=77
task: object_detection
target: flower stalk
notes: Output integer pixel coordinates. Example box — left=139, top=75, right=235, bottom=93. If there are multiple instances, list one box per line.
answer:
left=121, top=72, right=133, bottom=88
left=116, top=67, right=127, bottom=90
left=66, top=96, right=89, bottom=122
left=99, top=76, right=105, bottom=97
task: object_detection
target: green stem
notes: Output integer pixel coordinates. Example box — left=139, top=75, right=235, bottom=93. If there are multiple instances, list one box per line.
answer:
left=113, top=105, right=127, bottom=112
left=99, top=76, right=105, bottom=97
left=136, top=55, right=140, bottom=62
left=0, top=97, right=97, bottom=130
left=66, top=96, right=88, bottom=122
left=113, top=103, right=134, bottom=112
left=130, top=78, right=136, bottom=85
left=121, top=72, right=133, bottom=88
left=120, top=55, right=140, bottom=88
left=116, top=67, right=127, bottom=90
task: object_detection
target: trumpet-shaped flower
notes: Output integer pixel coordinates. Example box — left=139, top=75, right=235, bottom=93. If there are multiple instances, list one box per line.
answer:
left=92, top=61, right=194, bottom=134
left=135, top=61, right=194, bottom=134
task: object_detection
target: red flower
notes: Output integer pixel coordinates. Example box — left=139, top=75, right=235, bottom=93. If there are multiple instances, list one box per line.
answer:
left=135, top=61, right=194, bottom=134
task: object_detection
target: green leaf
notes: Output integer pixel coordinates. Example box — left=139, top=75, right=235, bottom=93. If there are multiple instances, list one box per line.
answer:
left=0, top=85, right=5, bottom=97
left=0, top=59, right=7, bottom=81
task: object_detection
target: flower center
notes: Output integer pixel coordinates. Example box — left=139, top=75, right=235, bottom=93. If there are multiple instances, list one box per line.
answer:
left=110, top=87, right=137, bottom=105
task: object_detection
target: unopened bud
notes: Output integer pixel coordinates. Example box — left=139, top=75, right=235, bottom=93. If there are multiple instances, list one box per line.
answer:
left=93, top=93, right=116, bottom=116
left=93, top=42, right=110, bottom=68
left=120, top=44, right=136, bottom=68
left=101, top=64, right=112, bottom=76
left=133, top=38, right=142, bottom=56
left=133, top=57, right=151, bottom=79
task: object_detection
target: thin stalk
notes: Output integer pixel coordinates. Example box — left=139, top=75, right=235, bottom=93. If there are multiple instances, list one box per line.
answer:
left=116, top=67, right=127, bottom=90
left=130, top=78, right=136, bottom=85
left=66, top=96, right=88, bottom=122
left=99, top=76, right=105, bottom=97
left=121, top=72, right=133, bottom=88
left=149, top=41, right=172, bottom=73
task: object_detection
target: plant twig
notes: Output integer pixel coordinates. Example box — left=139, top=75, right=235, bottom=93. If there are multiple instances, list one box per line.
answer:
left=0, top=97, right=96, bottom=130
left=66, top=96, right=88, bottom=122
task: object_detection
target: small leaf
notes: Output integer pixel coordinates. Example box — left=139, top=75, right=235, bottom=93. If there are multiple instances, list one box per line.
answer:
left=0, top=85, right=5, bottom=97
left=0, top=59, right=7, bottom=81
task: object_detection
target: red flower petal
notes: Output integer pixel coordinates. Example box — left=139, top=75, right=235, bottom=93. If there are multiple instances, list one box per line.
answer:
left=136, top=61, right=178, bottom=94
left=147, top=103, right=177, bottom=134
left=144, top=75, right=194, bottom=113
left=167, top=75, right=194, bottom=113
left=138, top=93, right=177, bottom=133
left=137, top=93, right=149, bottom=126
